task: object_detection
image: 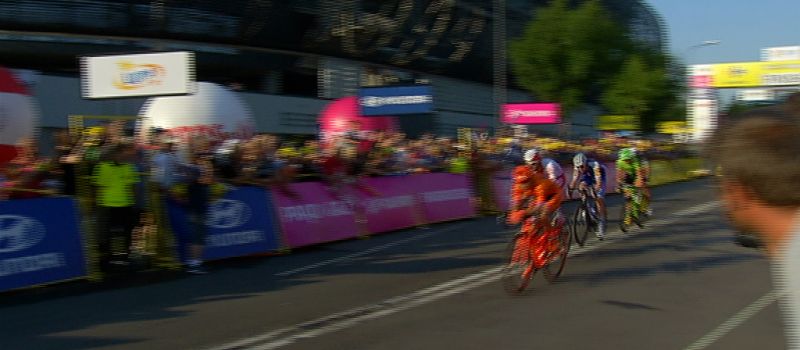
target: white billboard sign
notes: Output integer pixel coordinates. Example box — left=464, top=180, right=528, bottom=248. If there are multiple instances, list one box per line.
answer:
left=689, top=99, right=717, bottom=142
left=761, top=46, right=800, bottom=62
left=689, top=64, right=714, bottom=76
left=736, top=89, right=775, bottom=101
left=81, top=51, right=195, bottom=99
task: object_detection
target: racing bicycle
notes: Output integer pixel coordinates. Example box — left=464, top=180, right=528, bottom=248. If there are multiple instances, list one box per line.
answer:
left=501, top=213, right=571, bottom=295
left=570, top=185, right=600, bottom=246
left=619, top=183, right=646, bottom=233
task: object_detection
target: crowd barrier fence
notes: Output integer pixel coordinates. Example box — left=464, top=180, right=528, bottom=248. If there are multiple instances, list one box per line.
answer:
left=1, top=158, right=706, bottom=292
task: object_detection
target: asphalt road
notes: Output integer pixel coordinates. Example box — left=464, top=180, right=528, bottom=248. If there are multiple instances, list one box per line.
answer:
left=0, top=178, right=786, bottom=350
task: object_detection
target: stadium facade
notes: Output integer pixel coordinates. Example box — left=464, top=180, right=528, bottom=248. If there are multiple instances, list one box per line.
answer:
left=0, top=0, right=666, bottom=140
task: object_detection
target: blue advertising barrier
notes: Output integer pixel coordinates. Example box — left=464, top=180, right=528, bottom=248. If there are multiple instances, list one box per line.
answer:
left=358, top=85, right=434, bottom=116
left=0, top=197, right=87, bottom=292
left=167, top=186, right=281, bottom=263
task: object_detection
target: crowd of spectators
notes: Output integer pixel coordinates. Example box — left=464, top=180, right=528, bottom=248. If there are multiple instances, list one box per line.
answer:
left=0, top=121, right=693, bottom=272
left=0, top=122, right=693, bottom=202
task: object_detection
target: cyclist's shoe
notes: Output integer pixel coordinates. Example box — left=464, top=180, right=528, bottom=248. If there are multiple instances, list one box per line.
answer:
left=596, top=222, right=606, bottom=240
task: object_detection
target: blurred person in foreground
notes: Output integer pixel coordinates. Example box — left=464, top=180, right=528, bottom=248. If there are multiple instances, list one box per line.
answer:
left=706, top=92, right=800, bottom=349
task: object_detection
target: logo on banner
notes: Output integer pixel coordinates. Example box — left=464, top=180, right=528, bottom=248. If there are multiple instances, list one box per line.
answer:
left=727, top=65, right=748, bottom=77
left=206, top=200, right=251, bottom=229
left=112, top=61, right=166, bottom=90
left=0, top=215, right=46, bottom=253
left=508, top=110, right=554, bottom=118
left=359, top=95, right=433, bottom=108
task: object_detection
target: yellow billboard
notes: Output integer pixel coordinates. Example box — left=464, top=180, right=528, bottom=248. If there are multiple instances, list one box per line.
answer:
left=597, top=115, right=640, bottom=131
left=712, top=60, right=800, bottom=88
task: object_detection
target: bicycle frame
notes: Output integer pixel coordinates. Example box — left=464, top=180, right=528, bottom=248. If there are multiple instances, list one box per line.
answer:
left=620, top=184, right=644, bottom=226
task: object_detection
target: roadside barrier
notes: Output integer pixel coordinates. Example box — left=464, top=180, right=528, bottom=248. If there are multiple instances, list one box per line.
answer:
left=0, top=158, right=706, bottom=292
left=0, top=197, right=87, bottom=292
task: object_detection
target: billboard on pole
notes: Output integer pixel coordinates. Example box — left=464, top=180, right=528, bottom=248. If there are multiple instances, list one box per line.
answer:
left=710, top=60, right=800, bottom=88
left=357, top=85, right=433, bottom=116
left=81, top=51, right=196, bottom=99
left=501, top=103, right=560, bottom=124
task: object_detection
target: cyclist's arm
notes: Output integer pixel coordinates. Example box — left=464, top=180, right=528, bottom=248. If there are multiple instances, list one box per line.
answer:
left=592, top=163, right=603, bottom=190
left=535, top=180, right=563, bottom=216
left=569, top=167, right=580, bottom=191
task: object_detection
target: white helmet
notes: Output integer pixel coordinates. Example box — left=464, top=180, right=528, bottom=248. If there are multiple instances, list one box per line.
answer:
left=524, top=149, right=542, bottom=164
left=573, top=153, right=588, bottom=167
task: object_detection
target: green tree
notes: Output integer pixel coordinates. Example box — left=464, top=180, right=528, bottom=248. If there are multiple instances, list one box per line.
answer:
left=509, top=0, right=629, bottom=117
left=601, top=50, right=684, bottom=132
left=602, top=55, right=660, bottom=116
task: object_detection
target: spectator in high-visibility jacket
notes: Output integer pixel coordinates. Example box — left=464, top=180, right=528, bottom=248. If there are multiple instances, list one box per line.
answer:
left=93, top=142, right=140, bottom=269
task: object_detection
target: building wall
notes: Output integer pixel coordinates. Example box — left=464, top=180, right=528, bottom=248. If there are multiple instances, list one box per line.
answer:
left=29, top=71, right=594, bottom=139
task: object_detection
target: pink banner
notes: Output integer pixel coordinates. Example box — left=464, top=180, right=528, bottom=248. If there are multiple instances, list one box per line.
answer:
left=273, top=174, right=476, bottom=249
left=358, top=177, right=421, bottom=234
left=272, top=182, right=361, bottom=248
left=502, top=103, right=561, bottom=124
left=413, top=173, right=476, bottom=222
left=691, top=75, right=713, bottom=88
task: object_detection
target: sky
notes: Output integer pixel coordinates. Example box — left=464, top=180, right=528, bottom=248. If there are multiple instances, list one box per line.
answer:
left=647, top=0, right=800, bottom=64
left=646, top=0, right=800, bottom=104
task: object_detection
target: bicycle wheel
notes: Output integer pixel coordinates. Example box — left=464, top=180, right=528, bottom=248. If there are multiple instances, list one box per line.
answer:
left=572, top=206, right=590, bottom=247
left=620, top=195, right=631, bottom=233
left=543, top=224, right=572, bottom=283
left=632, top=191, right=644, bottom=228
left=501, top=233, right=535, bottom=294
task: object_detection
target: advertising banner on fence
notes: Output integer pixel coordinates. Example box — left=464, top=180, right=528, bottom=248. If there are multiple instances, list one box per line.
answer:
left=167, top=186, right=280, bottom=262
left=359, top=177, right=420, bottom=233
left=412, top=173, right=475, bottom=222
left=273, top=182, right=361, bottom=248
left=81, top=51, right=196, bottom=99
left=501, top=103, right=561, bottom=124
left=358, top=85, right=434, bottom=116
left=0, top=198, right=86, bottom=292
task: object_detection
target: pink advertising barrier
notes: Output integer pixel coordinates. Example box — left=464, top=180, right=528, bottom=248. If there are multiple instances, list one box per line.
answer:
left=272, top=182, right=362, bottom=248
left=412, top=173, right=476, bottom=223
left=493, top=162, right=619, bottom=212
left=501, top=103, right=561, bottom=124
left=358, top=176, right=422, bottom=234
left=273, top=174, right=475, bottom=248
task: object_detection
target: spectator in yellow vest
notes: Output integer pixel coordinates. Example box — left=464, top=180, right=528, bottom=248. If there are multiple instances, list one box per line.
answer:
left=93, top=142, right=140, bottom=270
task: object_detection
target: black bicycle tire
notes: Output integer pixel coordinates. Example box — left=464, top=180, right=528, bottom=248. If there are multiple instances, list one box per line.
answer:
left=501, top=233, right=535, bottom=294
left=573, top=205, right=589, bottom=247
left=543, top=224, right=572, bottom=283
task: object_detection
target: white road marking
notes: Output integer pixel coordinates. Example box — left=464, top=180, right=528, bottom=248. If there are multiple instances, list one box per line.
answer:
left=210, top=201, right=721, bottom=350
left=683, top=291, right=781, bottom=350
left=275, top=224, right=466, bottom=276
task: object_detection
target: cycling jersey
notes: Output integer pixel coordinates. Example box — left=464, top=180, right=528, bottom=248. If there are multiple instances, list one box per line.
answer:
left=573, top=159, right=606, bottom=189
left=509, top=165, right=563, bottom=225
left=541, top=158, right=567, bottom=191
left=616, top=158, right=641, bottom=186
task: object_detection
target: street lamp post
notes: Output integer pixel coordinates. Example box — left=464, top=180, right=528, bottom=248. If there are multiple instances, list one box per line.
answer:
left=493, top=0, right=508, bottom=136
